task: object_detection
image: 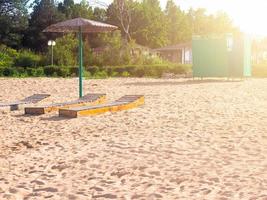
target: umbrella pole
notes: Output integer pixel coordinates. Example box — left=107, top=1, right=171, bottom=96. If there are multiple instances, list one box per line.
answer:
left=78, top=26, right=83, bottom=98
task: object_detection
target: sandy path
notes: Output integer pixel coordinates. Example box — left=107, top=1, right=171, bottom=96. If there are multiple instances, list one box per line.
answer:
left=0, top=78, right=267, bottom=200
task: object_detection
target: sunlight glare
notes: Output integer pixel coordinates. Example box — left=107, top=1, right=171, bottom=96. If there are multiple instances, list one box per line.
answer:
left=176, top=0, right=267, bottom=36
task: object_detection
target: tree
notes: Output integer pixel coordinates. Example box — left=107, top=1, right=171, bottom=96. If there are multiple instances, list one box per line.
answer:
left=165, top=0, right=191, bottom=44
left=24, top=0, right=65, bottom=51
left=0, top=0, right=28, bottom=15
left=133, top=0, right=168, bottom=48
left=188, top=8, right=239, bottom=36
left=68, top=0, right=94, bottom=19
left=212, top=12, right=239, bottom=34
left=58, top=0, right=74, bottom=19
left=0, top=0, right=29, bottom=48
left=53, top=34, right=77, bottom=66
left=107, top=0, right=168, bottom=47
left=107, top=0, right=137, bottom=41
left=93, top=7, right=107, bottom=22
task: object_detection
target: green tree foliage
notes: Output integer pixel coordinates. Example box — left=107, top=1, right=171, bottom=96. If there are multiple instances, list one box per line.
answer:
left=107, top=0, right=168, bottom=47
left=58, top=0, right=94, bottom=19
left=0, top=0, right=29, bottom=48
left=14, top=49, right=41, bottom=68
left=188, top=8, right=239, bottom=36
left=0, top=44, right=18, bottom=67
left=58, top=0, right=75, bottom=19
left=98, top=31, right=131, bottom=66
left=0, top=44, right=41, bottom=68
left=68, top=0, right=94, bottom=19
left=106, top=0, right=138, bottom=41
left=24, top=0, right=65, bottom=51
left=165, top=0, right=191, bottom=45
left=93, top=7, right=107, bottom=22
left=136, top=0, right=168, bottom=48
left=80, top=31, right=139, bottom=67
left=52, top=34, right=78, bottom=66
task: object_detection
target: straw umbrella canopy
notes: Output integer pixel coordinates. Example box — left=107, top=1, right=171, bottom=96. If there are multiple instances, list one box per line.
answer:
left=43, top=17, right=118, bottom=97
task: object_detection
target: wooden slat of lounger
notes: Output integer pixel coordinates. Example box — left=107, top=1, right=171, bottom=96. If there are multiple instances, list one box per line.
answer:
left=0, top=94, right=50, bottom=107
left=59, top=95, right=144, bottom=118
left=21, top=94, right=51, bottom=103
left=0, top=94, right=50, bottom=111
left=24, top=93, right=106, bottom=115
left=37, top=93, right=106, bottom=108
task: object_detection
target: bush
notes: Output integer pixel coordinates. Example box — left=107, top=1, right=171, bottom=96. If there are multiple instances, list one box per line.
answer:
left=114, top=66, right=125, bottom=75
left=16, top=67, right=26, bottom=75
left=0, top=45, right=18, bottom=67
left=44, top=66, right=68, bottom=77
left=101, top=64, right=191, bottom=78
left=94, top=70, right=108, bottom=79
left=83, top=70, right=91, bottom=78
left=0, top=63, right=191, bottom=78
left=106, top=67, right=114, bottom=76
left=14, top=50, right=41, bottom=68
left=2, top=67, right=15, bottom=76
left=44, top=66, right=56, bottom=76
left=57, top=67, right=69, bottom=77
left=33, top=67, right=45, bottom=77
left=69, top=67, right=79, bottom=77
left=87, top=66, right=99, bottom=75
left=26, top=68, right=34, bottom=76
left=133, top=67, right=146, bottom=77
left=53, top=34, right=78, bottom=66
left=121, top=71, right=130, bottom=77
left=0, top=68, right=4, bottom=76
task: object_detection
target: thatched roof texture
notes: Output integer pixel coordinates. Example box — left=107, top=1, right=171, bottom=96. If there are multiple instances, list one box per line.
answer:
left=43, top=17, right=117, bottom=33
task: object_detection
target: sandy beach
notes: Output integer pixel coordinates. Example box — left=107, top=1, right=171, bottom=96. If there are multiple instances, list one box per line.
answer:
left=0, top=77, right=267, bottom=200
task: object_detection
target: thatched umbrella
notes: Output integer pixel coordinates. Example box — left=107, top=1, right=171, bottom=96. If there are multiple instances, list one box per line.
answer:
left=43, top=18, right=118, bottom=97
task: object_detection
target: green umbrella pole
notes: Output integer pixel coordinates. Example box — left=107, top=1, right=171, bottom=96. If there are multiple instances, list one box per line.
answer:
left=78, top=27, right=83, bottom=98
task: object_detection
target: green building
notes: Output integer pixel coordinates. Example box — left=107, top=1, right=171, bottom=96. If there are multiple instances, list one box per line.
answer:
left=192, top=34, right=251, bottom=78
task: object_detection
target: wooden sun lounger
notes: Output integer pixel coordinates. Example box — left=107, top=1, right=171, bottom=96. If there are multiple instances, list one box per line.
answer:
left=0, top=94, right=50, bottom=111
left=24, top=93, right=106, bottom=115
left=59, top=95, right=145, bottom=118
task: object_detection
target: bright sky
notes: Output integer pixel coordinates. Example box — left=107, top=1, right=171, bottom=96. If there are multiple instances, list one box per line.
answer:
left=58, top=0, right=266, bottom=36
left=175, top=0, right=267, bottom=37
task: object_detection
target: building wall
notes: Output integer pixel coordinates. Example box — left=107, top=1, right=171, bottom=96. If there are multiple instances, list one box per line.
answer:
left=158, top=48, right=192, bottom=64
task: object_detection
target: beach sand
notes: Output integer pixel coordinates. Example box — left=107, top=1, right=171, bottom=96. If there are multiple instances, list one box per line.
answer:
left=0, top=77, right=266, bottom=200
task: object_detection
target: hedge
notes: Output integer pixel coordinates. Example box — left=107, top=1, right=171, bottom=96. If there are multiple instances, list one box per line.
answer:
left=0, top=64, right=192, bottom=78
left=1, top=64, right=266, bottom=78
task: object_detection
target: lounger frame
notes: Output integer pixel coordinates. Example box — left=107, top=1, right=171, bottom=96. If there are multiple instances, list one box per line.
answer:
left=24, top=93, right=106, bottom=115
left=59, top=95, right=144, bottom=118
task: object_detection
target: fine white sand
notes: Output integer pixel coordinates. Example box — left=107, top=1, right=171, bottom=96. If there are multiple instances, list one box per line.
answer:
left=0, top=78, right=267, bottom=200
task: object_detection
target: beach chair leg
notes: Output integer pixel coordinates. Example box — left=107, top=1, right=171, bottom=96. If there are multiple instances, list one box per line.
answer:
left=10, top=105, right=19, bottom=111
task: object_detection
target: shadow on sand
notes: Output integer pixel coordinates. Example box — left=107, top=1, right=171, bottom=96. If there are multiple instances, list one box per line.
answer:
left=13, top=113, right=70, bottom=121
left=40, top=116, right=70, bottom=121
left=125, top=79, right=243, bottom=86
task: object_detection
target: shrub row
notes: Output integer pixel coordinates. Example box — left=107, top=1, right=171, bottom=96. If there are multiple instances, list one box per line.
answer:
left=0, top=64, right=192, bottom=78
left=0, top=66, right=80, bottom=78
left=3, top=64, right=266, bottom=78
left=0, top=67, right=43, bottom=77
left=87, top=64, right=192, bottom=78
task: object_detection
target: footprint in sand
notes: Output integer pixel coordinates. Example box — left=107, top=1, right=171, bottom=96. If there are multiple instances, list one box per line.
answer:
left=30, top=180, right=45, bottom=185
left=93, top=193, right=117, bottom=199
left=33, top=187, right=58, bottom=193
left=0, top=157, right=10, bottom=172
